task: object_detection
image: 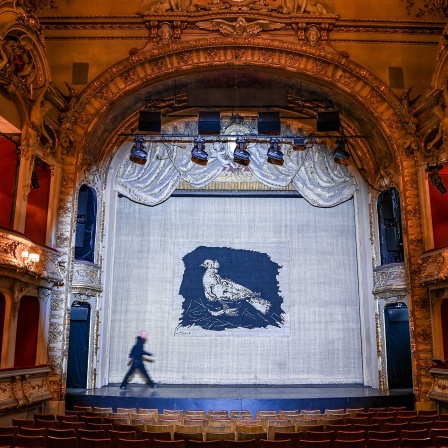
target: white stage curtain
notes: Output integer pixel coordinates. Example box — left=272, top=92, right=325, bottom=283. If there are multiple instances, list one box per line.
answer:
left=115, top=137, right=357, bottom=208
left=109, top=196, right=363, bottom=385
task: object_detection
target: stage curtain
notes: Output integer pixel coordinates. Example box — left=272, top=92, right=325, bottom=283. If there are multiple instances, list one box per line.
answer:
left=108, top=195, right=362, bottom=385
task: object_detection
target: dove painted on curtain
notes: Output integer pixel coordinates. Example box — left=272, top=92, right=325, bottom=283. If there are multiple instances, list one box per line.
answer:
left=174, top=245, right=287, bottom=335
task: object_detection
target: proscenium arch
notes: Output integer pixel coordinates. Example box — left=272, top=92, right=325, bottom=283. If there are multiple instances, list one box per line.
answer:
left=70, top=37, right=408, bottom=176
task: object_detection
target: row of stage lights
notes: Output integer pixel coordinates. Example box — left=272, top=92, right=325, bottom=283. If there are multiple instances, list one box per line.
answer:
left=129, top=110, right=350, bottom=167
left=130, top=135, right=447, bottom=194
left=190, top=134, right=350, bottom=167
left=130, top=133, right=350, bottom=167
left=128, top=109, right=446, bottom=193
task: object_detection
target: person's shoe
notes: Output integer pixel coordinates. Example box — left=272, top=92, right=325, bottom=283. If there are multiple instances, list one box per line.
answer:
left=150, top=382, right=158, bottom=389
left=120, top=385, right=127, bottom=390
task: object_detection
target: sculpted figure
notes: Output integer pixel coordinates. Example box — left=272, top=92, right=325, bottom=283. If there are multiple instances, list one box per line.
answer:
left=142, top=0, right=181, bottom=12
left=427, top=85, right=448, bottom=150
left=196, top=17, right=285, bottom=37
left=22, top=80, right=53, bottom=155
left=0, top=36, right=37, bottom=96
left=295, top=0, right=327, bottom=14
left=0, top=42, right=8, bottom=71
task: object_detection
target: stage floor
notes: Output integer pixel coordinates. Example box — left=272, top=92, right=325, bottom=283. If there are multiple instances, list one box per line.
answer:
left=66, top=384, right=415, bottom=414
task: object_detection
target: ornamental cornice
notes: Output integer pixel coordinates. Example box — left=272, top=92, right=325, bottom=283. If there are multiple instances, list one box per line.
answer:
left=430, top=368, right=448, bottom=403
left=38, top=14, right=445, bottom=34
left=0, top=230, right=63, bottom=286
left=0, top=367, right=52, bottom=413
left=372, top=262, right=408, bottom=298
left=419, top=248, right=448, bottom=287
left=69, top=38, right=408, bottom=169
left=71, top=261, right=102, bottom=292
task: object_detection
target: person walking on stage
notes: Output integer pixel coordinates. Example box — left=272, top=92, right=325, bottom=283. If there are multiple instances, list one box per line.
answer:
left=120, top=330, right=157, bottom=390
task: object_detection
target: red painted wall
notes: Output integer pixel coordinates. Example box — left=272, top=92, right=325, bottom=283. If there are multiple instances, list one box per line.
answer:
left=0, top=293, right=5, bottom=364
left=0, top=137, right=18, bottom=229
left=14, top=295, right=39, bottom=368
left=429, top=164, right=448, bottom=249
left=24, top=161, right=51, bottom=246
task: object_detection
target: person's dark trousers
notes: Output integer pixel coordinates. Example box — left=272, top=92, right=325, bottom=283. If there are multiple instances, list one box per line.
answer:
left=120, top=360, right=155, bottom=387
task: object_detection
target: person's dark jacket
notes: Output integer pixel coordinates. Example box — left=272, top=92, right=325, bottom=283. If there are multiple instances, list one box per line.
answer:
left=129, top=336, right=152, bottom=361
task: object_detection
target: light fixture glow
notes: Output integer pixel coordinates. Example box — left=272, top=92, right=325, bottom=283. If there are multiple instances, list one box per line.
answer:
left=28, top=253, right=40, bottom=263
left=21, top=250, right=40, bottom=264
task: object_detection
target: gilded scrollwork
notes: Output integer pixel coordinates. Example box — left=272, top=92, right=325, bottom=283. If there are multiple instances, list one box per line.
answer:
left=403, top=0, right=448, bottom=17
left=0, top=35, right=38, bottom=99
left=196, top=17, right=285, bottom=37
left=420, top=249, right=448, bottom=285
left=71, top=261, right=102, bottom=290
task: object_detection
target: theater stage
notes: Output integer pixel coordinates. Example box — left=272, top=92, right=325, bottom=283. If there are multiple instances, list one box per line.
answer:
left=66, top=384, right=414, bottom=414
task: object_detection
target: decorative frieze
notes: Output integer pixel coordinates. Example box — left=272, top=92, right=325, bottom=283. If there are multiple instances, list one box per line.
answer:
left=430, top=368, right=448, bottom=403
left=0, top=230, right=63, bottom=287
left=420, top=249, right=448, bottom=289
left=373, top=262, right=408, bottom=300
left=0, top=367, right=52, bottom=413
left=72, top=261, right=102, bottom=292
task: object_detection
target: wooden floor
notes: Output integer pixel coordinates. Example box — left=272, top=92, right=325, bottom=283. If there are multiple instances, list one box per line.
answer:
left=66, top=384, right=414, bottom=414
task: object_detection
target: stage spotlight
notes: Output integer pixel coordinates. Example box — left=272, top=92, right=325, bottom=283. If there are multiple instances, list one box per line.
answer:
left=267, top=138, right=284, bottom=166
left=191, top=137, right=208, bottom=165
left=426, top=163, right=447, bottom=194
left=233, top=137, right=250, bottom=166
left=292, top=130, right=316, bottom=151
left=333, top=138, right=350, bottom=166
left=129, top=136, right=148, bottom=165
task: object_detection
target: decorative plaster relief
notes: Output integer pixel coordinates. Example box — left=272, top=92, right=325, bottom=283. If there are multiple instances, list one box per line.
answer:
left=72, top=261, right=102, bottom=292
left=0, top=367, right=52, bottom=412
left=0, top=230, right=63, bottom=285
left=420, top=249, right=448, bottom=286
left=373, top=262, right=408, bottom=298
left=430, top=368, right=448, bottom=403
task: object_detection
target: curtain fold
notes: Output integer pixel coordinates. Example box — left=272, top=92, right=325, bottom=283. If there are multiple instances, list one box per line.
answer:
left=115, top=135, right=357, bottom=207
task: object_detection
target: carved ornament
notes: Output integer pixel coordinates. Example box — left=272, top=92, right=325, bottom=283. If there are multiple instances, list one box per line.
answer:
left=0, top=230, right=63, bottom=286
left=373, top=262, right=408, bottom=299
left=430, top=368, right=448, bottom=404
left=70, top=41, right=408, bottom=170
left=403, top=0, right=448, bottom=17
left=0, top=367, right=52, bottom=411
left=196, top=17, right=285, bottom=37
left=72, top=261, right=102, bottom=292
left=420, top=249, right=448, bottom=287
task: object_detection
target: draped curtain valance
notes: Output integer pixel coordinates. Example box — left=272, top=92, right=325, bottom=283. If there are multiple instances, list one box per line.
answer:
left=114, top=123, right=357, bottom=207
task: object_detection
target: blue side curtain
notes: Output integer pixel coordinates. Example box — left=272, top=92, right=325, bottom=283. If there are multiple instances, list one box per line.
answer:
left=385, top=304, right=413, bottom=389
left=75, top=186, right=97, bottom=263
left=66, top=302, right=90, bottom=389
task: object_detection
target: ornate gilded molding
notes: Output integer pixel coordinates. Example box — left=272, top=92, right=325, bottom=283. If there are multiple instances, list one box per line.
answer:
left=196, top=17, right=285, bottom=37
left=403, top=0, right=448, bottom=18
left=71, top=261, right=102, bottom=292
left=0, top=367, right=52, bottom=413
left=373, top=262, right=408, bottom=299
left=373, top=263, right=409, bottom=391
left=420, top=248, right=448, bottom=288
left=0, top=229, right=63, bottom=286
left=67, top=39, right=408, bottom=172
left=430, top=368, right=448, bottom=403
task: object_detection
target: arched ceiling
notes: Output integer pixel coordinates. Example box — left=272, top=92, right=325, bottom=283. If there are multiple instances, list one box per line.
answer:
left=84, top=64, right=393, bottom=181
left=69, top=39, right=406, bottom=186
